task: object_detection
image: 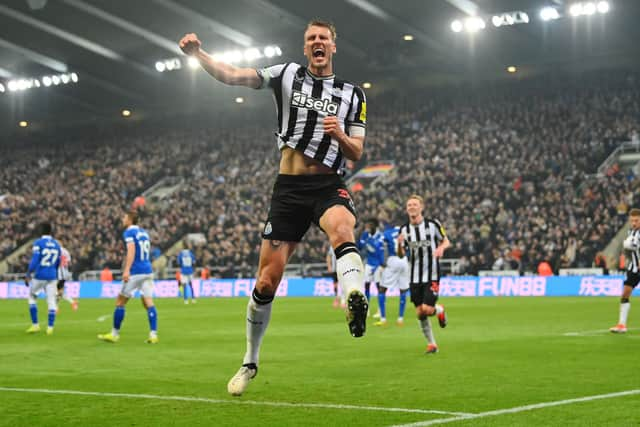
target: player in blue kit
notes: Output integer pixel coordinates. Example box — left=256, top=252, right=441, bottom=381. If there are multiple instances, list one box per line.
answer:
left=98, top=211, right=158, bottom=344
left=25, top=223, right=62, bottom=335
left=178, top=243, right=197, bottom=304
left=358, top=219, right=385, bottom=319
left=378, top=219, right=410, bottom=326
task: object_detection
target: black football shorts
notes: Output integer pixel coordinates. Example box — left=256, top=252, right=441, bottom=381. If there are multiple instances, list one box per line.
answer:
left=262, top=174, right=357, bottom=242
left=410, top=281, right=440, bottom=307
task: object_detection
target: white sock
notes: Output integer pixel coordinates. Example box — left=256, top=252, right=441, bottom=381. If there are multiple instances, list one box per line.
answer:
left=111, top=328, right=119, bottom=337
left=435, top=304, right=444, bottom=316
left=64, top=293, right=74, bottom=304
left=242, top=296, right=273, bottom=365
left=150, top=330, right=158, bottom=338
left=619, top=302, right=630, bottom=325
left=420, top=317, right=436, bottom=345
left=336, top=251, right=365, bottom=297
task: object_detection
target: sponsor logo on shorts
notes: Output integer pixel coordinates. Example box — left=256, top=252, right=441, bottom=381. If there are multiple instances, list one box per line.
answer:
left=291, top=90, right=339, bottom=115
left=264, top=222, right=272, bottom=235
left=337, top=189, right=351, bottom=200
left=342, top=268, right=361, bottom=276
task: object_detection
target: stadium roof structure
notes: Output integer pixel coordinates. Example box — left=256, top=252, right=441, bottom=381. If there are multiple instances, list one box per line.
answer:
left=1, top=0, right=640, bottom=129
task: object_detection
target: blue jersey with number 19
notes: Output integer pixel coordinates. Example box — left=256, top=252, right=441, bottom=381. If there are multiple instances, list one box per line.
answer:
left=123, top=225, right=153, bottom=275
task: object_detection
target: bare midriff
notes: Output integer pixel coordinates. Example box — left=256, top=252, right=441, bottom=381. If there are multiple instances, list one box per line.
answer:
left=278, top=147, right=335, bottom=175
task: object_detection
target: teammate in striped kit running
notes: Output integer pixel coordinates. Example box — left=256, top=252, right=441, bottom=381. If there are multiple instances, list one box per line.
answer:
left=397, top=195, right=451, bottom=353
left=180, top=19, right=368, bottom=396
left=56, top=245, right=78, bottom=311
left=610, top=208, right=640, bottom=333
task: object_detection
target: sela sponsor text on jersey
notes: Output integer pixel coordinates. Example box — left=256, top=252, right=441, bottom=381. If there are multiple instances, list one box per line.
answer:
left=291, top=90, right=339, bottom=115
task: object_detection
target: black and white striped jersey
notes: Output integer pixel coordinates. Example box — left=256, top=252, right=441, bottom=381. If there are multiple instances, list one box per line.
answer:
left=400, top=219, right=447, bottom=284
left=256, top=63, right=366, bottom=174
left=623, top=229, right=640, bottom=273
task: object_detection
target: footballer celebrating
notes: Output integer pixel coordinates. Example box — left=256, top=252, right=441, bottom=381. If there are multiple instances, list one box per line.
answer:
left=180, top=19, right=368, bottom=396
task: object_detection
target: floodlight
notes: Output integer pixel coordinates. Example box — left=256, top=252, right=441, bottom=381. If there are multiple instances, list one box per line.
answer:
left=569, top=3, right=583, bottom=16
left=264, top=46, right=275, bottom=58
left=464, top=17, right=486, bottom=32
left=540, top=7, right=560, bottom=21
left=597, top=1, right=609, bottom=13
left=583, top=2, right=596, bottom=15
left=187, top=57, right=199, bottom=69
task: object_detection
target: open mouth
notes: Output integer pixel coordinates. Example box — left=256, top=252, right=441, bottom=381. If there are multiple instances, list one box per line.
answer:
left=313, top=48, right=325, bottom=58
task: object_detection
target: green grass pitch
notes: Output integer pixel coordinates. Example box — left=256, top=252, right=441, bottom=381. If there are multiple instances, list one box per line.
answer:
left=1, top=296, right=639, bottom=426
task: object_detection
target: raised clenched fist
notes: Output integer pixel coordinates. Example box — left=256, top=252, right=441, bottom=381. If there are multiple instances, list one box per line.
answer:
left=179, top=33, right=201, bottom=55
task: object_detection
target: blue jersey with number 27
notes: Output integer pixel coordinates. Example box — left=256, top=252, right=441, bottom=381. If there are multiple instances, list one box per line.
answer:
left=123, top=225, right=153, bottom=275
left=28, top=235, right=62, bottom=280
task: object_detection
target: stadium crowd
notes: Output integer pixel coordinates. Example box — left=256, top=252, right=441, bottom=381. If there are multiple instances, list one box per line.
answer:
left=2, top=69, right=639, bottom=278
left=357, top=70, right=640, bottom=274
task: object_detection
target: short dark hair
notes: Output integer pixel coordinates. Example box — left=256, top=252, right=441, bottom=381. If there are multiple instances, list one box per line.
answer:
left=630, top=208, right=640, bottom=217
left=306, top=19, right=337, bottom=41
left=39, top=222, right=52, bottom=235
left=126, top=210, right=139, bottom=225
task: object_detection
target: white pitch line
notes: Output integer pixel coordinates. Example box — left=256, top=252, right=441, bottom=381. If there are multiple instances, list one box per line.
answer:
left=0, top=387, right=472, bottom=417
left=96, top=314, right=110, bottom=322
left=389, top=389, right=640, bottom=427
left=563, top=328, right=639, bottom=336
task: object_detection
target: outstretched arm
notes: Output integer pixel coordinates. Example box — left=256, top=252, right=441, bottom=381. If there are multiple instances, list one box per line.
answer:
left=179, top=33, right=262, bottom=88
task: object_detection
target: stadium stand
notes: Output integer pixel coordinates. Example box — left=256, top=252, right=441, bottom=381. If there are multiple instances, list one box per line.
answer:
left=2, top=69, right=639, bottom=278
